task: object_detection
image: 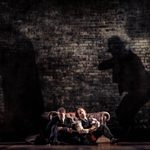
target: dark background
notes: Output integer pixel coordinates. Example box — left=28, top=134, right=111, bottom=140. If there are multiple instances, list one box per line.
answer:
left=0, top=0, right=150, bottom=141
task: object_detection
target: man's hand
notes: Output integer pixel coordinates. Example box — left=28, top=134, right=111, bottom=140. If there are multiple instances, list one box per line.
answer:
left=57, top=127, right=63, bottom=131
left=89, top=127, right=96, bottom=133
left=58, top=127, right=73, bottom=133
left=66, top=128, right=73, bottom=133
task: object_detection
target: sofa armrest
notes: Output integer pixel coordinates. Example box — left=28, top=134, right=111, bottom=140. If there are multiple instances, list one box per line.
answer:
left=88, top=111, right=110, bottom=124
left=41, top=111, right=58, bottom=120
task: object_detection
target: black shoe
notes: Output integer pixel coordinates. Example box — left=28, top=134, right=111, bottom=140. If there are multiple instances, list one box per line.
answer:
left=110, top=138, right=118, bottom=144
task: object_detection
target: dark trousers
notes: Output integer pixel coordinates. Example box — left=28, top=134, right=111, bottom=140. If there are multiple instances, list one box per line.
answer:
left=49, top=125, right=81, bottom=144
left=78, top=124, right=114, bottom=145
left=92, top=124, right=114, bottom=140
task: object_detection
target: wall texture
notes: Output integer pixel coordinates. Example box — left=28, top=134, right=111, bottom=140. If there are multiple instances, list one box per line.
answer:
left=0, top=0, right=150, bottom=136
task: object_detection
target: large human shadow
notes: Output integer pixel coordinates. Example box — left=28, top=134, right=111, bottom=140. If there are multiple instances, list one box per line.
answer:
left=0, top=20, right=44, bottom=140
left=98, top=36, right=150, bottom=138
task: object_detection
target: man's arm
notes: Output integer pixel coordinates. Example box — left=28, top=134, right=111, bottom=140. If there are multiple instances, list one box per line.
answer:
left=98, top=58, right=114, bottom=70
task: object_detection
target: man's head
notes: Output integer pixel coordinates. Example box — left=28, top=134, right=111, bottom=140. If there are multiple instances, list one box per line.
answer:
left=57, top=107, right=66, bottom=113
left=75, top=107, right=87, bottom=120
left=107, top=36, right=125, bottom=56
left=57, top=107, right=66, bottom=121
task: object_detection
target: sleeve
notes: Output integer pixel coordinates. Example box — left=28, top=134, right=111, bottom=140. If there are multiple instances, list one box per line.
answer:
left=89, top=117, right=100, bottom=131
left=75, top=121, right=89, bottom=134
left=98, top=58, right=114, bottom=70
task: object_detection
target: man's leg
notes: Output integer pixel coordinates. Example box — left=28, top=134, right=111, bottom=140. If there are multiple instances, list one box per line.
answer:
left=93, top=124, right=113, bottom=139
left=116, top=92, right=148, bottom=139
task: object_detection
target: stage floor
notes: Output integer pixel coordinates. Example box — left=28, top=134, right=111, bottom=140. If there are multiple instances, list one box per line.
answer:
left=0, top=142, right=150, bottom=150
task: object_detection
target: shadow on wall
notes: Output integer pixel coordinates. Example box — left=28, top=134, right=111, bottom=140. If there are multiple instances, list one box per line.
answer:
left=0, top=18, right=44, bottom=140
left=98, top=36, right=150, bottom=139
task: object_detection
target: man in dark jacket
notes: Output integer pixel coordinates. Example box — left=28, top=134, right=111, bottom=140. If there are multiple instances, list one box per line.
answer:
left=47, top=107, right=80, bottom=145
left=98, top=36, right=150, bottom=135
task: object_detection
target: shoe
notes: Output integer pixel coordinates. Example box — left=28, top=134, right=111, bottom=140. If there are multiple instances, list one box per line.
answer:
left=110, top=138, right=118, bottom=144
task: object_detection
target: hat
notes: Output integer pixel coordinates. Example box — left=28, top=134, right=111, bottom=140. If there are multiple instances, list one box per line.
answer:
left=107, top=36, right=125, bottom=52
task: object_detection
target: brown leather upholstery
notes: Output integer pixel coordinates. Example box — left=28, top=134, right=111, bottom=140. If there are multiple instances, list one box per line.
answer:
left=42, top=111, right=110, bottom=125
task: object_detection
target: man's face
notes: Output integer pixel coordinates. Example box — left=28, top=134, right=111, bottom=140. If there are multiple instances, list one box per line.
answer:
left=77, top=108, right=86, bottom=119
left=108, top=44, right=120, bottom=56
left=58, top=111, right=66, bottom=120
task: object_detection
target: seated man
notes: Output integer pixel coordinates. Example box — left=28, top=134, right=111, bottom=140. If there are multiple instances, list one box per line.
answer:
left=75, top=107, right=118, bottom=144
left=46, top=107, right=80, bottom=145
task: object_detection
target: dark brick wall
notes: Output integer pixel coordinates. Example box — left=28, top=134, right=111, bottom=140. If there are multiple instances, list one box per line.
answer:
left=0, top=0, right=150, bottom=134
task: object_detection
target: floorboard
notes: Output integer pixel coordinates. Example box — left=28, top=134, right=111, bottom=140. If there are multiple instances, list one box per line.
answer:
left=0, top=142, right=150, bottom=150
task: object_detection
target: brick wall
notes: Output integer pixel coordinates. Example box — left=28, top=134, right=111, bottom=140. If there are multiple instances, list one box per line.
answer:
left=0, top=0, right=150, bottom=131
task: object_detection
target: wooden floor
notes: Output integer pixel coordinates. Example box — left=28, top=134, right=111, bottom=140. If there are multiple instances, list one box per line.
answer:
left=0, top=142, right=150, bottom=150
